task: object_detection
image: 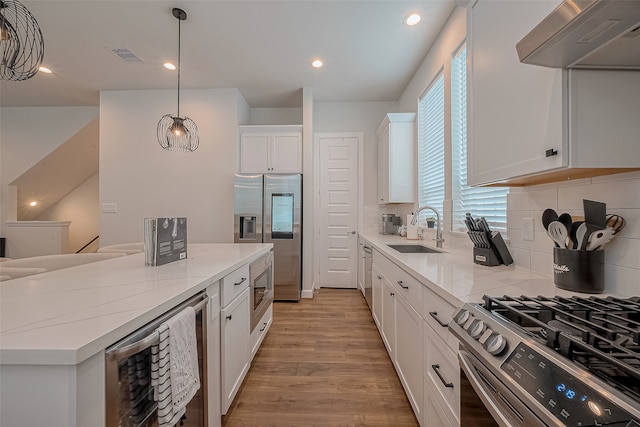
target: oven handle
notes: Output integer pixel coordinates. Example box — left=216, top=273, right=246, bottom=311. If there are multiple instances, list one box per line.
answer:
left=458, top=349, right=516, bottom=427
left=106, top=294, right=208, bottom=361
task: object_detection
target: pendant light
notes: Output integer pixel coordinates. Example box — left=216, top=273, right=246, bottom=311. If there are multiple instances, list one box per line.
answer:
left=157, top=8, right=199, bottom=152
left=0, top=0, right=44, bottom=81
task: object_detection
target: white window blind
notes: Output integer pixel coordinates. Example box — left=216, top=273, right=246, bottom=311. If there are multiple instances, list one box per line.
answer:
left=417, top=72, right=445, bottom=223
left=451, top=45, right=508, bottom=232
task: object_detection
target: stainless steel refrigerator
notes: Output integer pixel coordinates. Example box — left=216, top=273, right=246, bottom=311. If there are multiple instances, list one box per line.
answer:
left=234, top=173, right=302, bottom=301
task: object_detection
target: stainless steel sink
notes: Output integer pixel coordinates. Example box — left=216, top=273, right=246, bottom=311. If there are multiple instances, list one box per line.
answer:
left=387, top=244, right=442, bottom=254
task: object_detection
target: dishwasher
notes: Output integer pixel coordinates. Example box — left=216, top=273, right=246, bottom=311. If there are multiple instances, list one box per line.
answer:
left=105, top=291, right=209, bottom=427
left=363, top=245, right=372, bottom=309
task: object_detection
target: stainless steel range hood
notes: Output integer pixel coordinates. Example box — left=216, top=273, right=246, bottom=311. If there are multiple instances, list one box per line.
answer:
left=516, top=0, right=640, bottom=69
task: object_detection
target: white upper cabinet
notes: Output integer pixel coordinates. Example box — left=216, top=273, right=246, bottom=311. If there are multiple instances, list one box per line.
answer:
left=468, top=0, right=640, bottom=186
left=239, top=125, right=302, bottom=173
left=377, top=113, right=416, bottom=204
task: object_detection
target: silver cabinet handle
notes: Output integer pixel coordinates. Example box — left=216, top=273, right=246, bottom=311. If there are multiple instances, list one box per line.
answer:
left=234, top=277, right=247, bottom=286
left=346, top=230, right=356, bottom=235
left=432, top=364, right=454, bottom=388
left=397, top=280, right=408, bottom=289
left=429, top=311, right=449, bottom=328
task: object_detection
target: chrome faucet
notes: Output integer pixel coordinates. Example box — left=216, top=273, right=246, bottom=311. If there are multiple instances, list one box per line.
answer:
left=411, top=205, right=444, bottom=248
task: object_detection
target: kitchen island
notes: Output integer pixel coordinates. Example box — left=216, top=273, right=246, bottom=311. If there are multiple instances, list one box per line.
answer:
left=0, top=243, right=272, bottom=427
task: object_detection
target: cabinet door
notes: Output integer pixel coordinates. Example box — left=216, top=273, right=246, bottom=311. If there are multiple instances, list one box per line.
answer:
left=206, top=282, right=222, bottom=427
left=372, top=264, right=383, bottom=329
left=221, top=287, right=250, bottom=414
left=395, top=293, right=423, bottom=422
left=240, top=134, right=270, bottom=173
left=468, top=0, right=565, bottom=186
left=380, top=275, right=396, bottom=358
left=271, top=134, right=301, bottom=172
left=377, top=127, right=390, bottom=204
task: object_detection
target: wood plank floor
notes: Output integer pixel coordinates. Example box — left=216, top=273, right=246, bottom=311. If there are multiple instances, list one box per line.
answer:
left=222, top=288, right=419, bottom=427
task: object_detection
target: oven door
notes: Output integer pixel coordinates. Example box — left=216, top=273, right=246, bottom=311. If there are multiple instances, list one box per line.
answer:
left=458, top=348, right=547, bottom=427
left=250, top=251, right=274, bottom=332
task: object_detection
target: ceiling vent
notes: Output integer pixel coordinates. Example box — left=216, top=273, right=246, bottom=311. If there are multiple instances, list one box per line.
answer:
left=107, top=47, right=143, bottom=63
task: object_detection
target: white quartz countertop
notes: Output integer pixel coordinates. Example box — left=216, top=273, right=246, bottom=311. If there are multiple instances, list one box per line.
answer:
left=0, top=243, right=272, bottom=366
left=360, top=230, right=591, bottom=308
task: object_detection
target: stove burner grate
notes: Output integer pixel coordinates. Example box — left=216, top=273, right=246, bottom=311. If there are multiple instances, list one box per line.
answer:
left=482, top=295, right=640, bottom=402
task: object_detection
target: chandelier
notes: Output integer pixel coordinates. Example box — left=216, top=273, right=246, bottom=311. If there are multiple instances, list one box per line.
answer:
left=157, top=8, right=199, bottom=152
left=0, top=0, right=44, bottom=81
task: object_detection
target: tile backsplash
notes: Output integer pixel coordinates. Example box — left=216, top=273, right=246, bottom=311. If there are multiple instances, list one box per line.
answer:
left=371, top=171, right=639, bottom=297
left=506, top=171, right=640, bottom=297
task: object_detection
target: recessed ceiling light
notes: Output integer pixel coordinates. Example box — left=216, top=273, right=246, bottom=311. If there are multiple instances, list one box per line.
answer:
left=29, top=201, right=38, bottom=207
left=404, top=12, right=422, bottom=26
left=38, top=66, right=52, bottom=74
left=311, top=59, right=323, bottom=68
left=164, top=62, right=176, bottom=70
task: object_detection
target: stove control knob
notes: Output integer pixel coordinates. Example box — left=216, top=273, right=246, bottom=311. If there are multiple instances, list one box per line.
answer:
left=484, top=332, right=507, bottom=355
left=469, top=319, right=485, bottom=339
left=453, top=309, right=470, bottom=326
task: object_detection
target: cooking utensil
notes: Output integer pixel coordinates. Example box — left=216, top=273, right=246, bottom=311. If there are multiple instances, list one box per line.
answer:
left=606, top=214, right=626, bottom=235
left=586, top=227, right=615, bottom=251
left=575, top=222, right=588, bottom=251
left=542, top=208, right=558, bottom=231
left=581, top=200, right=607, bottom=250
left=557, top=213, right=572, bottom=232
left=568, top=221, right=584, bottom=249
left=547, top=221, right=568, bottom=248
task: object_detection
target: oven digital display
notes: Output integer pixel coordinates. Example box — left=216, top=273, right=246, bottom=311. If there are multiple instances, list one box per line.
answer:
left=501, top=343, right=637, bottom=426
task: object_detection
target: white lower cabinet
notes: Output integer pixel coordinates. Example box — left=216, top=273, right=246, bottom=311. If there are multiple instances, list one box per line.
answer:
left=221, top=286, right=250, bottom=414
left=424, top=377, right=457, bottom=427
left=395, top=291, right=424, bottom=421
left=249, top=303, right=273, bottom=360
left=380, top=273, right=396, bottom=358
left=372, top=248, right=459, bottom=427
left=206, top=282, right=222, bottom=427
left=424, top=320, right=460, bottom=425
left=372, top=264, right=383, bottom=328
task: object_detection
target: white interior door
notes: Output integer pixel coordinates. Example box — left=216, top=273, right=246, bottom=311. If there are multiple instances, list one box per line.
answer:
left=318, top=135, right=359, bottom=288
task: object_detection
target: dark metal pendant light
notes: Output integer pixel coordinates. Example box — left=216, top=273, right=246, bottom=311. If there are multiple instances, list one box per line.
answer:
left=0, top=0, right=44, bottom=81
left=157, top=7, right=199, bottom=152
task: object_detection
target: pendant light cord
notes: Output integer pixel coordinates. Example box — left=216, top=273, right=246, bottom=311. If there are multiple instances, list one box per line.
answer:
left=177, top=15, right=181, bottom=118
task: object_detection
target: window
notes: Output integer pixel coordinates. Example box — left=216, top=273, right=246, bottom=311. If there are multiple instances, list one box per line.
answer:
left=451, top=44, right=508, bottom=232
left=417, top=71, right=445, bottom=223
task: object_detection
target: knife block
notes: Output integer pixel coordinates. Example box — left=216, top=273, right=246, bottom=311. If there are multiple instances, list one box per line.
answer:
left=469, top=231, right=513, bottom=267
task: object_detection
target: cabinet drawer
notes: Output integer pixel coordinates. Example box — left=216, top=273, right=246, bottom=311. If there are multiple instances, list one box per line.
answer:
left=222, top=264, right=250, bottom=307
left=373, top=250, right=422, bottom=313
left=422, top=288, right=459, bottom=352
left=424, top=376, right=459, bottom=427
left=424, top=322, right=460, bottom=420
left=250, top=303, right=273, bottom=360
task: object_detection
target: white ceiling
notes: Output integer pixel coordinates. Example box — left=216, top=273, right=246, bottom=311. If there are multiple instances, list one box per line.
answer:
left=0, top=0, right=459, bottom=108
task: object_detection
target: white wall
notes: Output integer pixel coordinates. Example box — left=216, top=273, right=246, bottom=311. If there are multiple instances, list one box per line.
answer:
left=396, top=5, right=640, bottom=296
left=39, top=173, right=99, bottom=253
left=314, top=101, right=398, bottom=227
left=99, top=88, right=244, bottom=246
left=0, top=107, right=99, bottom=233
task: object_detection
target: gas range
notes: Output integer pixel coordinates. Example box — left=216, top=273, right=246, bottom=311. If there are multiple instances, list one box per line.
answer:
left=450, top=295, right=640, bottom=427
